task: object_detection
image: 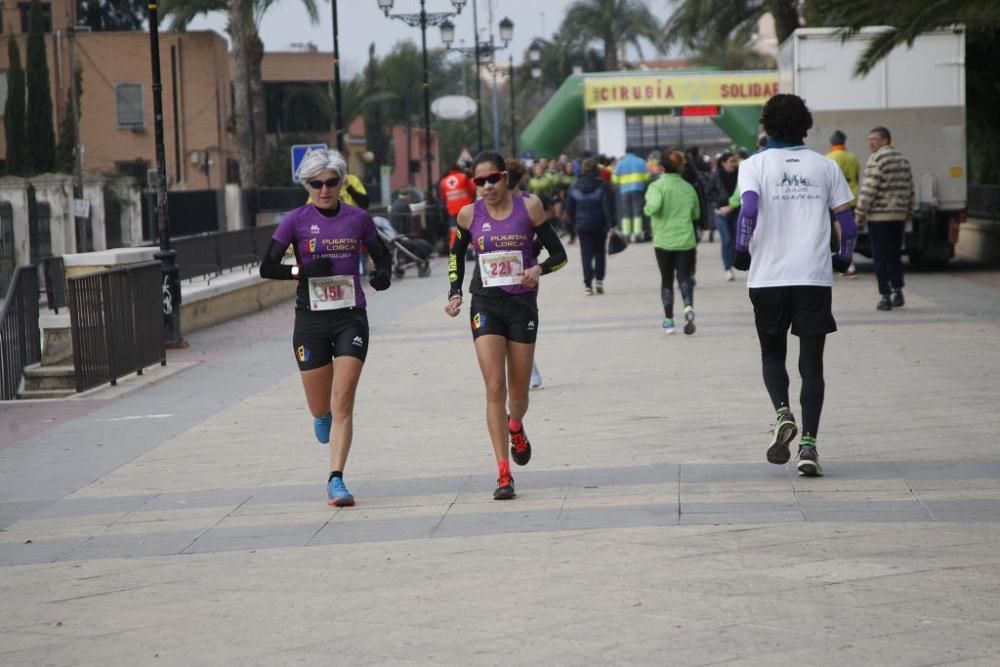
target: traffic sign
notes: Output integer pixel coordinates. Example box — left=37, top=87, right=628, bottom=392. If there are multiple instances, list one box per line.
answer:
left=290, top=143, right=328, bottom=182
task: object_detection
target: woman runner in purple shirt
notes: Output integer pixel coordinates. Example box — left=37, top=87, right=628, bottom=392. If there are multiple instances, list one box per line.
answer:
left=445, top=151, right=567, bottom=500
left=260, top=149, right=392, bottom=507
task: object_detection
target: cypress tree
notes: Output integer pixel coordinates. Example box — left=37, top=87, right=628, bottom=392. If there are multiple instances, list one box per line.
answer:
left=25, top=0, right=56, bottom=174
left=4, top=39, right=28, bottom=175
left=56, top=66, right=83, bottom=174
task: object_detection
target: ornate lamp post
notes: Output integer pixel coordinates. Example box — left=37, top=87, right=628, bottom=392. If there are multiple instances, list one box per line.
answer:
left=377, top=0, right=460, bottom=234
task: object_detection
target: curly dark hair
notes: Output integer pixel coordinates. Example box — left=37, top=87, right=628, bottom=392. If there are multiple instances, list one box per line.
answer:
left=473, top=150, right=506, bottom=173
left=760, top=94, right=813, bottom=143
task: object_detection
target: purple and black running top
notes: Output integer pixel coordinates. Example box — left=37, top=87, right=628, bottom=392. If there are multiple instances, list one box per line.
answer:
left=469, top=195, right=538, bottom=296
left=272, top=203, right=378, bottom=309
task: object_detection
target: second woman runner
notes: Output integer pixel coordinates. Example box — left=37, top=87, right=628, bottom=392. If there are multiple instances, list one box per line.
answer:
left=445, top=151, right=567, bottom=499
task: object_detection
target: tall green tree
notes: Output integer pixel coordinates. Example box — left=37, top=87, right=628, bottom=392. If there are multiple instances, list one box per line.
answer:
left=78, top=0, right=145, bottom=30
left=4, top=39, right=29, bottom=176
left=814, top=0, right=1000, bottom=73
left=56, top=66, right=83, bottom=174
left=26, top=0, right=56, bottom=174
left=561, top=0, right=664, bottom=70
left=664, top=0, right=803, bottom=52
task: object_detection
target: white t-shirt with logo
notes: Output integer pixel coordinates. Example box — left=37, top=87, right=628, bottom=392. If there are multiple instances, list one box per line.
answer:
left=737, top=146, right=853, bottom=288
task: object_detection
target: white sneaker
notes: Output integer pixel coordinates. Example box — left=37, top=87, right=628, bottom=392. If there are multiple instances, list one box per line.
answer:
left=530, top=362, right=543, bottom=389
left=725, top=269, right=734, bottom=282
left=594, top=280, right=604, bottom=294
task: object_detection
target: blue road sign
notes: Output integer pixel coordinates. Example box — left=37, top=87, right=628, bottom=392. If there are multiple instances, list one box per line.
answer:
left=290, top=143, right=328, bottom=182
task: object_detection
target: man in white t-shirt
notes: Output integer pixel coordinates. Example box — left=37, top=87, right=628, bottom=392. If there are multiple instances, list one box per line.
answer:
left=732, top=94, right=857, bottom=477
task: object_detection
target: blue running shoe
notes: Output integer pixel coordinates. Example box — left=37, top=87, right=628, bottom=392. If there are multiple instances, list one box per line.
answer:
left=314, top=413, right=332, bottom=444
left=326, top=476, right=355, bottom=507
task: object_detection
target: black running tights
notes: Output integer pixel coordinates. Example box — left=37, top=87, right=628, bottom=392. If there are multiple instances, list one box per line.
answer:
left=654, top=247, right=695, bottom=319
left=758, top=332, right=826, bottom=438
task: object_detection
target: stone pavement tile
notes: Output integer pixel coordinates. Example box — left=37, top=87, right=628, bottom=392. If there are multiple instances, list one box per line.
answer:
left=0, top=501, right=49, bottom=530
left=790, top=475, right=915, bottom=492
left=915, top=488, right=1000, bottom=501
left=182, top=518, right=328, bottom=555
left=229, top=500, right=333, bottom=518
left=681, top=501, right=802, bottom=514
left=356, top=474, right=469, bottom=499
left=0, top=536, right=87, bottom=566
left=899, top=459, right=1000, bottom=480
left=942, top=655, right=1000, bottom=667
left=866, top=593, right=1000, bottom=627
left=136, top=488, right=257, bottom=512
left=333, top=492, right=459, bottom=511
left=1, top=512, right=129, bottom=541
left=679, top=462, right=779, bottom=482
left=908, top=478, right=1000, bottom=492
left=240, top=483, right=318, bottom=506
left=927, top=511, right=1000, bottom=522
left=309, top=513, right=442, bottom=545
left=56, top=529, right=206, bottom=561
left=728, top=636, right=995, bottom=667
left=563, top=484, right=677, bottom=508
left=19, top=494, right=156, bottom=521
left=922, top=499, right=1000, bottom=512
left=679, top=512, right=804, bottom=525
left=596, top=622, right=808, bottom=665
left=797, top=499, right=927, bottom=512
left=571, top=463, right=678, bottom=486
left=679, top=479, right=795, bottom=495
left=432, top=507, right=561, bottom=538
left=803, top=507, right=935, bottom=522
left=557, top=503, right=678, bottom=530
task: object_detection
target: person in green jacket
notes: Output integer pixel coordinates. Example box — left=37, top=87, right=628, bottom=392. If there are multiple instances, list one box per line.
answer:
left=644, top=150, right=700, bottom=335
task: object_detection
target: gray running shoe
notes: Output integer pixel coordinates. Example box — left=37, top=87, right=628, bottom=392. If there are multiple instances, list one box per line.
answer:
left=766, top=412, right=798, bottom=464
left=797, top=445, right=824, bottom=477
left=892, top=290, right=904, bottom=308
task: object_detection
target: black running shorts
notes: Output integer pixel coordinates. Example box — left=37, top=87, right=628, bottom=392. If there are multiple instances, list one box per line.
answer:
left=292, top=308, right=370, bottom=370
left=749, top=286, right=837, bottom=337
left=469, top=293, right=539, bottom=344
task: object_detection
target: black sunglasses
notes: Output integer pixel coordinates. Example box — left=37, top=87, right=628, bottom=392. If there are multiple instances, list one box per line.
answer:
left=473, top=171, right=507, bottom=187
left=307, top=177, right=342, bottom=190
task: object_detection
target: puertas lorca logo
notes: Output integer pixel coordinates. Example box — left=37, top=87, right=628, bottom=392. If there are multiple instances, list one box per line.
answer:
left=308, top=238, right=317, bottom=253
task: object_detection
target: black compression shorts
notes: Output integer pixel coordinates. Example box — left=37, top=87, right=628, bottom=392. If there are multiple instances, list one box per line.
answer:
left=292, top=308, right=370, bottom=370
left=469, top=293, right=539, bottom=344
left=749, top=286, right=837, bottom=337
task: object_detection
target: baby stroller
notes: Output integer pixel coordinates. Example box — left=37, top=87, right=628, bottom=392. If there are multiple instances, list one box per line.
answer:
left=373, top=216, right=432, bottom=278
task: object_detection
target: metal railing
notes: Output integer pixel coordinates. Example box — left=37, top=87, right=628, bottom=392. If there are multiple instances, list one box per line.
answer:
left=0, top=201, right=14, bottom=295
left=169, top=224, right=278, bottom=282
left=68, top=260, right=165, bottom=393
left=0, top=266, right=41, bottom=400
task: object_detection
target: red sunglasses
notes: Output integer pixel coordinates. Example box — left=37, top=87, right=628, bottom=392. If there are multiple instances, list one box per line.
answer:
left=473, top=171, right=507, bottom=187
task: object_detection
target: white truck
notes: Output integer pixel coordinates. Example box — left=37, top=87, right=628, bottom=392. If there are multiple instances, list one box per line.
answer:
left=778, top=27, right=967, bottom=268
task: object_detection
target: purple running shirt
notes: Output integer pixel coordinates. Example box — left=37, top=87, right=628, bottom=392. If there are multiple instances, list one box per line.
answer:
left=470, top=196, right=538, bottom=295
left=272, top=203, right=378, bottom=309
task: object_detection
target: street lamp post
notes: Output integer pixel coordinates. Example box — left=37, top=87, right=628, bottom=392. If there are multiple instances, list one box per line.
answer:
left=441, top=14, right=513, bottom=155
left=377, top=0, right=460, bottom=245
left=147, top=1, right=182, bottom=345
left=332, top=0, right=345, bottom=152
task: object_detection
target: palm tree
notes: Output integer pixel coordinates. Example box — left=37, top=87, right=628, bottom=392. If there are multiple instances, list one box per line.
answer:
left=814, top=0, right=1000, bottom=73
left=161, top=0, right=319, bottom=187
left=560, top=0, right=664, bottom=70
left=663, top=0, right=802, bottom=53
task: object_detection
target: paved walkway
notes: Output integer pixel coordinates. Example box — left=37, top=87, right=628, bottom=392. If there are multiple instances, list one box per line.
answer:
left=2, top=241, right=999, bottom=665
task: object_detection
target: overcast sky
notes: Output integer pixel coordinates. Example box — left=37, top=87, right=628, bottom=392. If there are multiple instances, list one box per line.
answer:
left=185, top=0, right=673, bottom=78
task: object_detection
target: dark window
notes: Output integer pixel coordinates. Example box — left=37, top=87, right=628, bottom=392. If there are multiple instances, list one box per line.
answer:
left=115, top=83, right=145, bottom=129
left=226, top=158, right=240, bottom=184
left=19, top=2, right=51, bottom=33
left=265, top=82, right=330, bottom=134
left=115, top=159, right=150, bottom=186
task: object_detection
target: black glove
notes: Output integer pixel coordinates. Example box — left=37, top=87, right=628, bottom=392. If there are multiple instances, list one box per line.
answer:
left=733, top=250, right=751, bottom=271
left=300, top=256, right=332, bottom=278
left=369, top=268, right=391, bottom=291
left=832, top=254, right=852, bottom=273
